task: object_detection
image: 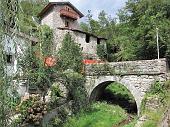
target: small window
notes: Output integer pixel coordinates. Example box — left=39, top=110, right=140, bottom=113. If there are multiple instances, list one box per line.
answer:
left=31, top=41, right=36, bottom=46
left=6, top=54, right=13, bottom=64
left=65, top=21, right=69, bottom=27
left=97, top=38, right=100, bottom=44
left=86, top=34, right=90, bottom=43
left=65, top=6, right=70, bottom=11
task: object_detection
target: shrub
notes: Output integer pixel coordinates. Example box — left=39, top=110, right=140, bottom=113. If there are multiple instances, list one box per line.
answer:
left=17, top=94, right=48, bottom=126
left=97, top=43, right=107, bottom=60
left=150, top=81, right=164, bottom=94
left=63, top=70, right=88, bottom=113
left=49, top=84, right=62, bottom=107
left=57, top=33, right=83, bottom=73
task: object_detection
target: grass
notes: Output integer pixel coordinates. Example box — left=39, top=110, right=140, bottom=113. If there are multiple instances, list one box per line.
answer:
left=123, top=120, right=137, bottom=127
left=62, top=82, right=137, bottom=127
left=63, top=102, right=128, bottom=127
left=106, top=82, right=135, bottom=102
left=63, top=102, right=137, bottom=127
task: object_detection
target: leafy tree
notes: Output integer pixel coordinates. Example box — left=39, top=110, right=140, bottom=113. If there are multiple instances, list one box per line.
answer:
left=57, top=33, right=83, bottom=73
left=19, top=25, right=54, bottom=99
left=81, top=0, right=170, bottom=62
left=117, top=0, right=170, bottom=60
left=97, top=43, right=107, bottom=60
left=18, top=0, right=47, bottom=34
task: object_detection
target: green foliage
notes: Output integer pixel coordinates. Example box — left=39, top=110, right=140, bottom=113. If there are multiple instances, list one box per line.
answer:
left=142, top=120, right=158, bottom=127
left=18, top=0, right=47, bottom=34
left=140, top=80, right=170, bottom=127
left=164, top=80, right=170, bottom=89
left=19, top=25, right=54, bottom=94
left=141, top=111, right=163, bottom=127
left=64, top=70, right=88, bottom=113
left=0, top=0, right=20, bottom=126
left=106, top=82, right=135, bottom=102
left=150, top=81, right=165, bottom=94
left=49, top=117, right=62, bottom=127
left=50, top=84, right=62, bottom=106
left=81, top=0, right=170, bottom=62
left=39, top=25, right=53, bottom=56
left=97, top=43, right=107, bottom=60
left=63, top=102, right=130, bottom=127
left=57, top=33, right=83, bottom=73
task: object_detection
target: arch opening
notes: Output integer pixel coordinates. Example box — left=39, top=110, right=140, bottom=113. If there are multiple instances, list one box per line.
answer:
left=90, top=81, right=138, bottom=114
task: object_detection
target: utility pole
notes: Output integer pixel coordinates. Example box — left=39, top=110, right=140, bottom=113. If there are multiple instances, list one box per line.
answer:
left=156, top=27, right=160, bottom=59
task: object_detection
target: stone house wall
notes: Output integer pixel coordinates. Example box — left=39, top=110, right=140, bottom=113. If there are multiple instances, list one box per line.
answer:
left=52, top=29, right=105, bottom=59
left=40, top=4, right=106, bottom=59
left=41, top=6, right=54, bottom=29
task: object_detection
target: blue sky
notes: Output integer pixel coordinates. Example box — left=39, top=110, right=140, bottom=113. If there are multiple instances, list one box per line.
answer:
left=49, top=0, right=128, bottom=21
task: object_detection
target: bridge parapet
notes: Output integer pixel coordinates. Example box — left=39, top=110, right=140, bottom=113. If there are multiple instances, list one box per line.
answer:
left=85, top=58, right=168, bottom=76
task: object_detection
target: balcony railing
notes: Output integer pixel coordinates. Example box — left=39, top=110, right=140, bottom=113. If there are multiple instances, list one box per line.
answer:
left=60, top=9, right=79, bottom=20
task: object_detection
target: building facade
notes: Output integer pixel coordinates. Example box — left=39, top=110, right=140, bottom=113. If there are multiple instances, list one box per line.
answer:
left=38, top=1, right=106, bottom=59
left=2, top=31, right=38, bottom=96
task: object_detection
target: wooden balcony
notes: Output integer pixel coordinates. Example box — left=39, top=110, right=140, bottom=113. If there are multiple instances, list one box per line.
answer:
left=60, top=9, right=79, bottom=20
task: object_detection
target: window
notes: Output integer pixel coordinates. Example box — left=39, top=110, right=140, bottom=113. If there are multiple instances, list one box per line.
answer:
left=86, top=34, right=90, bottom=43
left=65, top=6, right=70, bottom=11
left=97, top=38, right=100, bottom=44
left=65, top=21, right=69, bottom=27
left=31, top=41, right=36, bottom=46
left=6, top=54, right=13, bottom=64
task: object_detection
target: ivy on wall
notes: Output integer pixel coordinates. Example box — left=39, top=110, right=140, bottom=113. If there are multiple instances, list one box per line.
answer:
left=0, top=0, right=20, bottom=126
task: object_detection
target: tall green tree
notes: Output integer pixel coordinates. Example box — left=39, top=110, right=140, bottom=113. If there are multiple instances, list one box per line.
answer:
left=81, top=0, right=170, bottom=63
left=57, top=33, right=83, bottom=73
left=117, top=0, right=170, bottom=60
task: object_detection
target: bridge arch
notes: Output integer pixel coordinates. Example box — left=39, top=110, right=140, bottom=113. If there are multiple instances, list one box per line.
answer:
left=87, top=76, right=146, bottom=115
left=90, top=80, right=138, bottom=114
left=85, top=59, right=168, bottom=116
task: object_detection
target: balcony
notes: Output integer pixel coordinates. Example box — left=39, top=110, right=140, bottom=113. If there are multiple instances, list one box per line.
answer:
left=60, top=9, right=79, bottom=20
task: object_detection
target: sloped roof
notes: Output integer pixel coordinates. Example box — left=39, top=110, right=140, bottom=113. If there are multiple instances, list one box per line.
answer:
left=38, top=2, right=84, bottom=18
left=57, top=27, right=107, bottom=40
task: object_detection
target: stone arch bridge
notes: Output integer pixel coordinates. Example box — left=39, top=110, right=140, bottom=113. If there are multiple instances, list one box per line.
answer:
left=84, top=58, right=169, bottom=115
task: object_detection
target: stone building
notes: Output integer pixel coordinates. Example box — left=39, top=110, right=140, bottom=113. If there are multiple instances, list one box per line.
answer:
left=38, top=1, right=107, bottom=59
left=3, top=1, right=107, bottom=96
left=2, top=31, right=38, bottom=96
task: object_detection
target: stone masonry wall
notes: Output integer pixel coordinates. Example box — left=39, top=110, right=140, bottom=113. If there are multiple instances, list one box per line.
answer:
left=53, top=5, right=80, bottom=29
left=40, top=3, right=106, bottom=58
left=53, top=29, right=101, bottom=59
left=85, top=58, right=168, bottom=76
left=85, top=59, right=169, bottom=115
left=41, top=7, right=54, bottom=29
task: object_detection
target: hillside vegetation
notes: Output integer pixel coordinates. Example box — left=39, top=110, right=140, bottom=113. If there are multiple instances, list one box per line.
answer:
left=0, top=0, right=170, bottom=127
left=81, top=0, right=170, bottom=63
